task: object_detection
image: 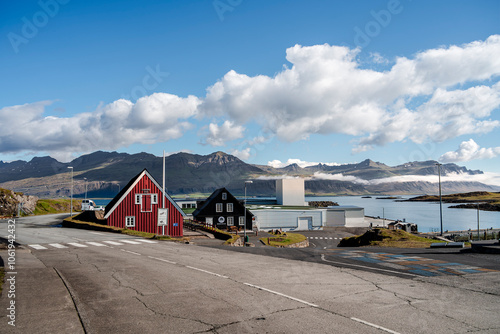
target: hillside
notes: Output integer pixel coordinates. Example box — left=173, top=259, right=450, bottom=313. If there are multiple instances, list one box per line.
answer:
left=0, top=151, right=497, bottom=198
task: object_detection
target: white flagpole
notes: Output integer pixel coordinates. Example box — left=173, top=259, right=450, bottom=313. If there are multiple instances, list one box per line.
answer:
left=162, top=150, right=165, bottom=235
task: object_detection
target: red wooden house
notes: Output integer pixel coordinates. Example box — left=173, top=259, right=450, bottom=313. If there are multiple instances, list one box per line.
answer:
left=104, top=169, right=185, bottom=236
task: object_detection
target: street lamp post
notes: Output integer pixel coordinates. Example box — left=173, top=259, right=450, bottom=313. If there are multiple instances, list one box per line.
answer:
left=84, top=177, right=88, bottom=200
left=244, top=180, right=253, bottom=245
left=68, top=166, right=73, bottom=217
left=436, top=163, right=443, bottom=236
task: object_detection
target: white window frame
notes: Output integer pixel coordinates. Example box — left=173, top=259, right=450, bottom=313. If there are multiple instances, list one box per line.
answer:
left=135, top=194, right=141, bottom=205
left=152, top=193, right=158, bottom=204
left=239, top=216, right=245, bottom=226
left=227, top=203, right=233, bottom=212
left=216, top=203, right=223, bottom=213
left=227, top=216, right=234, bottom=226
left=222, top=192, right=227, bottom=200
left=125, top=216, right=135, bottom=227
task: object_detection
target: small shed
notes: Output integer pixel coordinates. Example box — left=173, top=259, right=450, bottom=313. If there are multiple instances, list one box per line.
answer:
left=324, top=206, right=367, bottom=228
left=192, top=188, right=253, bottom=231
left=104, top=169, right=185, bottom=236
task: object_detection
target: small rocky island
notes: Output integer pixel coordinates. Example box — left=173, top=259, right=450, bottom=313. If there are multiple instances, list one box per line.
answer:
left=406, top=191, right=500, bottom=212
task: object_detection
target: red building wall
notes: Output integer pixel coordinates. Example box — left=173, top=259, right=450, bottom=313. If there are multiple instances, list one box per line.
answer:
left=107, top=175, right=183, bottom=236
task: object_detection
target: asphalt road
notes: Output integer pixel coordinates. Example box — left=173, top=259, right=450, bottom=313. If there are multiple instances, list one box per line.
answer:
left=1, top=216, right=500, bottom=333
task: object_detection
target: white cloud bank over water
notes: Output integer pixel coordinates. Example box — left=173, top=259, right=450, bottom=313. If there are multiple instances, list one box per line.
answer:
left=310, top=172, right=500, bottom=187
left=1, top=36, right=500, bottom=161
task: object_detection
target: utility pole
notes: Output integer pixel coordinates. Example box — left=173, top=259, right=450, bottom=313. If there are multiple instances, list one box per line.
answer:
left=244, top=180, right=253, bottom=245
left=436, top=163, right=443, bottom=236
left=68, top=166, right=73, bottom=217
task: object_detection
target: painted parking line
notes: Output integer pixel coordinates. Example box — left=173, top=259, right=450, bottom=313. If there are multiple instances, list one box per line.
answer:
left=89, top=232, right=106, bottom=235
left=49, top=243, right=68, bottom=249
left=67, top=242, right=88, bottom=248
left=243, top=283, right=319, bottom=308
left=351, top=317, right=400, bottom=334
left=29, top=244, right=47, bottom=250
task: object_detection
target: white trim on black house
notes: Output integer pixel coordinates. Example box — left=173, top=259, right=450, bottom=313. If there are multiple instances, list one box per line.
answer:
left=192, top=188, right=253, bottom=231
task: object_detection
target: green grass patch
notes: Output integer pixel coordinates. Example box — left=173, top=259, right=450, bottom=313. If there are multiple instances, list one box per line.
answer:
left=34, top=198, right=82, bottom=215
left=182, top=207, right=196, bottom=214
left=339, top=228, right=446, bottom=248
left=261, top=232, right=306, bottom=247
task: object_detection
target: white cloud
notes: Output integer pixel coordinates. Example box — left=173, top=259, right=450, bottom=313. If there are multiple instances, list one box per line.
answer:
left=200, top=35, right=500, bottom=150
left=201, top=120, right=245, bottom=146
left=0, top=93, right=200, bottom=161
left=256, top=175, right=301, bottom=180
left=310, top=171, right=500, bottom=187
left=439, top=139, right=500, bottom=162
left=2, top=36, right=500, bottom=160
left=268, top=159, right=342, bottom=168
left=230, top=148, right=251, bottom=160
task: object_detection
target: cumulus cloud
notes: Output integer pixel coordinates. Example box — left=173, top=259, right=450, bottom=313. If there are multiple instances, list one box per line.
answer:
left=268, top=159, right=342, bottom=168
left=200, top=35, right=500, bottom=149
left=230, top=147, right=251, bottom=160
left=201, top=120, right=245, bottom=146
left=2, top=35, right=500, bottom=160
left=439, top=139, right=500, bottom=162
left=0, top=93, right=200, bottom=161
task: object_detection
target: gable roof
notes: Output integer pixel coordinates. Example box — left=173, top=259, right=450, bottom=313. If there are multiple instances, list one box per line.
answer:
left=104, top=168, right=186, bottom=219
left=192, top=187, right=253, bottom=218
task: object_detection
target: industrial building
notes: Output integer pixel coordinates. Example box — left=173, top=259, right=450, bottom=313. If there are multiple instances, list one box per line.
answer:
left=276, top=178, right=305, bottom=206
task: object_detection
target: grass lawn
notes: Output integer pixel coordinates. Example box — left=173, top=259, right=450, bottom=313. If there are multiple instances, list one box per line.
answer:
left=34, top=199, right=82, bottom=215
left=261, top=232, right=307, bottom=247
left=339, top=228, right=447, bottom=248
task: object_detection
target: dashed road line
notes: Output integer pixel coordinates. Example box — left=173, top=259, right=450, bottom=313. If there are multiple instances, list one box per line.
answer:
left=88, top=232, right=106, bottom=235
left=243, top=283, right=319, bottom=308
left=121, top=249, right=141, bottom=256
left=148, top=256, right=177, bottom=264
left=351, top=317, right=401, bottom=334
left=186, top=265, right=229, bottom=279
left=136, top=239, right=157, bottom=244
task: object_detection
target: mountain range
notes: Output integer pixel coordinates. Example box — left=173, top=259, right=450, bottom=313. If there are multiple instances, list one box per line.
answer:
left=0, top=151, right=497, bottom=198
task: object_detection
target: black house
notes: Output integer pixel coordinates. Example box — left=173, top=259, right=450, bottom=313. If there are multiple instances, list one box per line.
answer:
left=192, top=188, right=253, bottom=231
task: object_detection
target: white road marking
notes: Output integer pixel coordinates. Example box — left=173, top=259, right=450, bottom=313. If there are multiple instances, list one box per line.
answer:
left=351, top=317, right=401, bottom=334
left=320, top=254, right=419, bottom=278
left=29, top=244, right=47, bottom=250
left=119, top=239, right=141, bottom=245
left=148, top=256, right=177, bottom=264
left=89, top=232, right=106, bottom=235
left=49, top=243, right=68, bottom=249
left=121, top=249, right=141, bottom=256
left=186, top=266, right=229, bottom=279
left=86, top=242, right=106, bottom=247
left=103, top=241, right=123, bottom=246
left=67, top=243, right=87, bottom=248
left=136, top=239, right=157, bottom=243
left=243, top=283, right=318, bottom=308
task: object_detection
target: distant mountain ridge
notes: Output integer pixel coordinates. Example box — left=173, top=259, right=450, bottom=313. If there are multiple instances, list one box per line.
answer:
left=0, top=151, right=496, bottom=198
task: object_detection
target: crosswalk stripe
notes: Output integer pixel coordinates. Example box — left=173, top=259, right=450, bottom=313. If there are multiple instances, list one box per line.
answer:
left=67, top=242, right=88, bottom=248
left=86, top=242, right=106, bottom=247
left=136, top=239, right=157, bottom=243
left=119, top=240, right=141, bottom=245
left=103, top=241, right=123, bottom=246
left=29, top=244, right=47, bottom=250
left=49, top=243, right=68, bottom=249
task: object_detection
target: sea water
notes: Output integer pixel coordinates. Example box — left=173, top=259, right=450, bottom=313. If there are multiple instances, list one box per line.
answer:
left=307, top=196, right=500, bottom=232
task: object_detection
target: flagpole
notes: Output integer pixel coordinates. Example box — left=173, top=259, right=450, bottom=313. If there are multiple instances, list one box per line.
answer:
left=162, top=150, right=165, bottom=236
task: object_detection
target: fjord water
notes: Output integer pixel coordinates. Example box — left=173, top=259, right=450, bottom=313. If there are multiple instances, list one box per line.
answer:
left=307, top=196, right=500, bottom=232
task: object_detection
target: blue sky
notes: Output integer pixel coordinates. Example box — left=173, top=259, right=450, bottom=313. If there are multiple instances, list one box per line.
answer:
left=1, top=0, right=500, bottom=181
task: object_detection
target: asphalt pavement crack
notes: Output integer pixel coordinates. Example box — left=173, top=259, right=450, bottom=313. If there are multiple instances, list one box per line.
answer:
left=110, top=271, right=145, bottom=296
